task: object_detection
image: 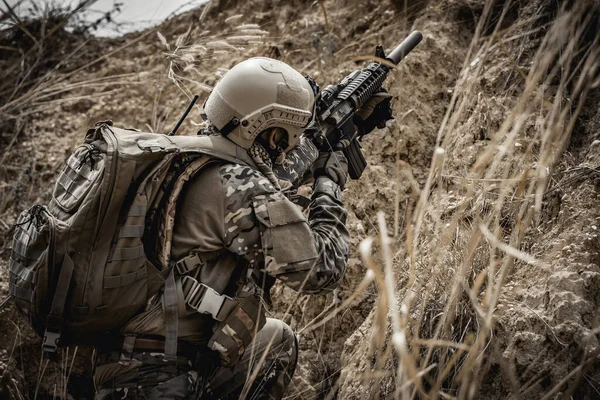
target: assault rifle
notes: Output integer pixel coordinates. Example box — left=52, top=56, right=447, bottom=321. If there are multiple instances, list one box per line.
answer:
left=306, top=31, right=423, bottom=179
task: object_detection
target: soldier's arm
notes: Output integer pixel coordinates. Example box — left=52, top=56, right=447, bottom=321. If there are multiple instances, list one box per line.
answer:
left=221, top=164, right=349, bottom=294
left=272, top=136, right=319, bottom=188
left=268, top=175, right=349, bottom=293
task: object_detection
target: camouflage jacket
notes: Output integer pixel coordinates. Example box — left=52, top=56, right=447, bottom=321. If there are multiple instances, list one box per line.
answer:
left=122, top=138, right=349, bottom=342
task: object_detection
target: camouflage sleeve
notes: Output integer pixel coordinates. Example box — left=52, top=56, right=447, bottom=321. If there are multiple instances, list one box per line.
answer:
left=220, top=164, right=349, bottom=294
left=270, top=175, right=349, bottom=293
left=273, top=136, right=319, bottom=188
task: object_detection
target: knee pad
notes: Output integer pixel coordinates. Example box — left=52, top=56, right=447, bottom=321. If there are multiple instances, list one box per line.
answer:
left=278, top=320, right=299, bottom=378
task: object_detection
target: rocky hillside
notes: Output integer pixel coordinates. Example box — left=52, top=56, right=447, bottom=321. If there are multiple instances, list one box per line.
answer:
left=0, top=0, right=598, bottom=398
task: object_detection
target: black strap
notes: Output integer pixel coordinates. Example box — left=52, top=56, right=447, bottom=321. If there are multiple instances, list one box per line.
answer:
left=163, top=269, right=179, bottom=361
left=43, top=253, right=75, bottom=353
left=220, top=117, right=240, bottom=136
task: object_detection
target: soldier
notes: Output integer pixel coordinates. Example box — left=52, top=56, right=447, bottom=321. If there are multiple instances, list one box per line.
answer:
left=93, top=57, right=392, bottom=399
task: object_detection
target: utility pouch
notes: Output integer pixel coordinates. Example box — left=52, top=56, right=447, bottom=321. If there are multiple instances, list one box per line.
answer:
left=9, top=204, right=70, bottom=345
left=208, top=294, right=266, bottom=367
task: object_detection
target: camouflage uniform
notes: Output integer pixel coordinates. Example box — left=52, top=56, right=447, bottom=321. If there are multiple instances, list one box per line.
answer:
left=93, top=137, right=349, bottom=399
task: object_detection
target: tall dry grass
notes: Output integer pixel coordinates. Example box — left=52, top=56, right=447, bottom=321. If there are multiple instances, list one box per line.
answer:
left=299, top=0, right=599, bottom=398
left=156, top=5, right=270, bottom=126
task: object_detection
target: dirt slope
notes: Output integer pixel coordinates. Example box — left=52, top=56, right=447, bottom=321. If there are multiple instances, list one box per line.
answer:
left=1, top=0, right=599, bottom=398
left=336, top=0, right=600, bottom=398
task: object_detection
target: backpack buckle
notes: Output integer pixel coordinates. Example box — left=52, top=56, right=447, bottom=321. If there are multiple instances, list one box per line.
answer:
left=181, top=276, right=232, bottom=321
left=42, top=329, right=60, bottom=353
left=174, top=254, right=202, bottom=276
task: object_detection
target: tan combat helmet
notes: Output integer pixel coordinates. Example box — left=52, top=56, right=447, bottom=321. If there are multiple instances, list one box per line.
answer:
left=204, top=57, right=315, bottom=151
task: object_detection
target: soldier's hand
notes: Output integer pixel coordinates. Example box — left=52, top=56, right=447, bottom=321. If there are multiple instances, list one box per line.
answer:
left=354, top=88, right=394, bottom=136
left=311, top=151, right=348, bottom=189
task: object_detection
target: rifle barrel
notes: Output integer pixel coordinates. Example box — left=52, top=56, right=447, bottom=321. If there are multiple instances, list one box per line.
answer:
left=386, top=31, right=423, bottom=65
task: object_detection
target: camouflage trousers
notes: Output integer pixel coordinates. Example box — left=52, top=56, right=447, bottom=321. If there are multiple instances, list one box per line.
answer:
left=94, top=318, right=298, bottom=400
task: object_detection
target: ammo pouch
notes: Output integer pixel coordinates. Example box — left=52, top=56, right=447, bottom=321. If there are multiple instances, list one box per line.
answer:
left=10, top=205, right=71, bottom=347
left=208, top=293, right=266, bottom=366
left=179, top=268, right=266, bottom=367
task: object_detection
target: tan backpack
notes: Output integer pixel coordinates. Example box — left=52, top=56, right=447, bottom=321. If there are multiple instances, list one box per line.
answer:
left=8, top=121, right=262, bottom=360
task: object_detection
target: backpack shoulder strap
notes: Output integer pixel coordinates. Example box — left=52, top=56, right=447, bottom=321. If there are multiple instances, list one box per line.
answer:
left=166, top=134, right=256, bottom=169
left=105, top=126, right=256, bottom=169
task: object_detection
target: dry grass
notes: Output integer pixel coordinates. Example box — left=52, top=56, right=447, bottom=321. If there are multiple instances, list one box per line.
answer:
left=0, top=1, right=150, bottom=245
left=158, top=3, right=270, bottom=106
left=297, top=0, right=599, bottom=398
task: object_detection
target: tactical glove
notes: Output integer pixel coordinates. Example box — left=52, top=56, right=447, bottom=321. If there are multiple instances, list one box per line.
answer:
left=311, top=151, right=348, bottom=189
left=354, top=88, right=394, bottom=136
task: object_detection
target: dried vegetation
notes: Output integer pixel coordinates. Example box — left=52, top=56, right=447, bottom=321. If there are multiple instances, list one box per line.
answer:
left=1, top=0, right=599, bottom=399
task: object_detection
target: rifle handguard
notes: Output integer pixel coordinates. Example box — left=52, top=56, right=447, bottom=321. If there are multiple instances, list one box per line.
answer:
left=308, top=31, right=423, bottom=180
